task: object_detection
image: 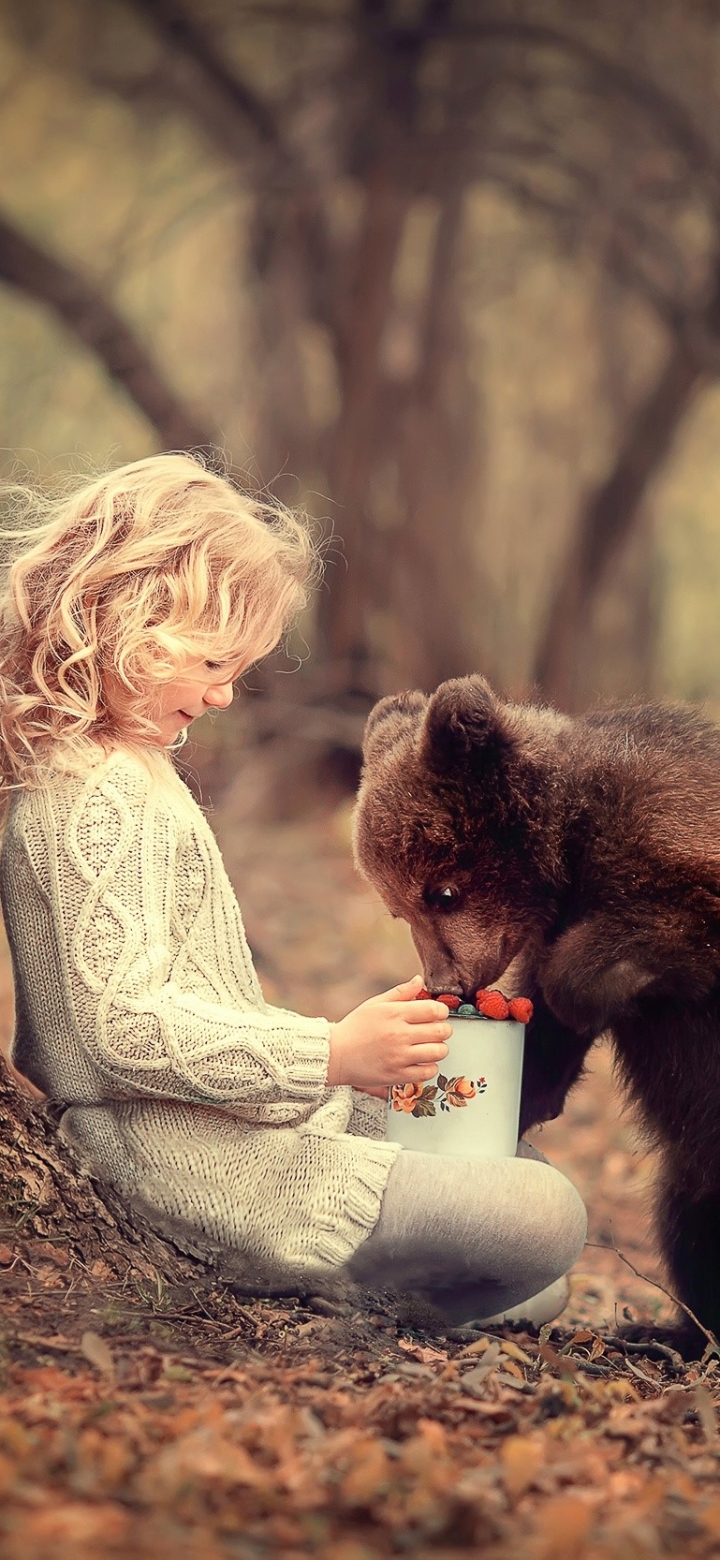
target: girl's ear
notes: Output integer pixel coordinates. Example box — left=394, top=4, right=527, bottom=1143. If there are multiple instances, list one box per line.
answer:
left=361, top=690, right=427, bottom=763
left=421, top=676, right=516, bottom=776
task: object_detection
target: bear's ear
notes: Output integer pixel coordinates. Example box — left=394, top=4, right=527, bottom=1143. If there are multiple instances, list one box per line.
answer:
left=362, top=690, right=427, bottom=763
left=421, top=675, right=515, bottom=775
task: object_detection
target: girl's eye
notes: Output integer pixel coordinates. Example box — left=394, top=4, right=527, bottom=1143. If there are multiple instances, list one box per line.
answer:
left=424, top=885, right=459, bottom=911
left=205, top=661, right=226, bottom=672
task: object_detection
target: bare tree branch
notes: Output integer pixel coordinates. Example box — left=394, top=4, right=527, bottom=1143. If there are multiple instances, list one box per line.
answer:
left=122, top=0, right=343, bottom=342
left=0, top=213, right=216, bottom=451
left=533, top=332, right=705, bottom=708
left=123, top=0, right=281, bottom=150
left=481, top=142, right=698, bottom=321
left=225, top=7, right=720, bottom=197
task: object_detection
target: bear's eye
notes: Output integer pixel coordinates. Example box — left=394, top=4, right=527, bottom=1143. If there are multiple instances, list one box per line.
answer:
left=425, top=885, right=459, bottom=911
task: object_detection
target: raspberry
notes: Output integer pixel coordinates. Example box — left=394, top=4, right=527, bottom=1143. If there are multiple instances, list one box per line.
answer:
left=435, top=993, right=461, bottom=1010
left=475, top=988, right=510, bottom=1020
left=508, top=997, right=534, bottom=1024
left=416, top=988, right=433, bottom=1001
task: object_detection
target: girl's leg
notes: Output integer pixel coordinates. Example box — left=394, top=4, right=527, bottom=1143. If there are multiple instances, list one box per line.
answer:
left=476, top=1139, right=573, bottom=1326
left=345, top=1147, right=586, bottom=1325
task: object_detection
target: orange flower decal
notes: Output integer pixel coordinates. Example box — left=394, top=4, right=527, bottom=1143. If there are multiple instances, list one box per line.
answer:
left=438, top=1074, right=476, bottom=1109
left=391, top=1081, right=439, bottom=1116
left=391, top=1082, right=425, bottom=1113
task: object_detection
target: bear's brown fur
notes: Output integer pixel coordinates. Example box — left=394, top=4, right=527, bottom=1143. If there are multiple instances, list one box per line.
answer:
left=353, top=674, right=720, bottom=1355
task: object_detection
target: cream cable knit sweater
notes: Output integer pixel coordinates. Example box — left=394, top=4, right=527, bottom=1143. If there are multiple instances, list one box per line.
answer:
left=0, top=745, right=401, bottom=1288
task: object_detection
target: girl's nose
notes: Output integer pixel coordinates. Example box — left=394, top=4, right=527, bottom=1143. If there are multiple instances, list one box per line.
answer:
left=203, top=680, right=234, bottom=710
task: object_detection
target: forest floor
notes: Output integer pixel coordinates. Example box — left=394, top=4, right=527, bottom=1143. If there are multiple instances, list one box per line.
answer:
left=0, top=749, right=719, bottom=1558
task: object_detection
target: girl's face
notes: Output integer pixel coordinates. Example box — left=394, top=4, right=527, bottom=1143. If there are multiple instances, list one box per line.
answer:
left=143, top=654, right=248, bottom=747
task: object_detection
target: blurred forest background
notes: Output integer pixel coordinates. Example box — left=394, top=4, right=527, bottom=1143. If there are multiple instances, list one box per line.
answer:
left=4, top=0, right=720, bottom=770
left=1, top=0, right=716, bottom=1329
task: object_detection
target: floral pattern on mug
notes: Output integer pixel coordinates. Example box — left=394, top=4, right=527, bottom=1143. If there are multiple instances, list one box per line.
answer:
left=391, top=1082, right=428, bottom=1114
left=438, top=1074, right=475, bottom=1110
left=391, top=1075, right=488, bottom=1119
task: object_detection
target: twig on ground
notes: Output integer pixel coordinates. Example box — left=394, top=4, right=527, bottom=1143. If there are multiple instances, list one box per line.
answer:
left=586, top=1238, right=720, bottom=1355
left=443, top=1325, right=513, bottom=1345
left=15, top=1332, right=78, bottom=1354
left=600, top=1335, right=684, bottom=1369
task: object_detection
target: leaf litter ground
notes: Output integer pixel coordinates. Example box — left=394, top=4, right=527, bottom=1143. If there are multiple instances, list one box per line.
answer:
left=0, top=774, right=719, bottom=1558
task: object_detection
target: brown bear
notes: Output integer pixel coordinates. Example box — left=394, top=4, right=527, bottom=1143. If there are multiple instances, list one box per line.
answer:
left=353, top=674, right=720, bottom=1357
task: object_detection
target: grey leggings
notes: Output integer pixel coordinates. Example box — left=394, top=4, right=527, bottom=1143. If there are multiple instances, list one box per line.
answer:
left=345, top=1142, right=587, bottom=1325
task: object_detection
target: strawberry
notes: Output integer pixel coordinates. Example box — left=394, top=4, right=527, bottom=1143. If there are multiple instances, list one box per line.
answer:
left=475, top=988, right=510, bottom=1020
left=508, top=997, right=534, bottom=1024
left=435, top=993, right=461, bottom=1010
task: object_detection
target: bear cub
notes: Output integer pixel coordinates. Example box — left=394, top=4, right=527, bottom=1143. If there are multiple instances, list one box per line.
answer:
left=353, top=674, right=720, bottom=1356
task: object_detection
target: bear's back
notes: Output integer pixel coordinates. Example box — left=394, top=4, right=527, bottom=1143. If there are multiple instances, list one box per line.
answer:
left=573, top=701, right=720, bottom=885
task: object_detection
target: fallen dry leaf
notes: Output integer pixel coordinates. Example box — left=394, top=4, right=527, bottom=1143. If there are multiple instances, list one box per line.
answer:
left=80, top=1331, right=114, bottom=1376
left=501, top=1433, right=546, bottom=1498
left=534, top=1494, right=595, bottom=1559
left=695, top=1384, right=718, bottom=1442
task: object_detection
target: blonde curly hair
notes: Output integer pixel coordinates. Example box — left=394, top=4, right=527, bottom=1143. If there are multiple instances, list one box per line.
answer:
left=0, top=452, right=322, bottom=823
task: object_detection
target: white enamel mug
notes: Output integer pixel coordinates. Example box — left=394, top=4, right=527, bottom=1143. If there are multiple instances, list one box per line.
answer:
left=385, top=1015, right=526, bottom=1159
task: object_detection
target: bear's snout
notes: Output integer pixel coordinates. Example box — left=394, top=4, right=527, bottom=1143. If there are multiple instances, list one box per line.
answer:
left=414, top=927, right=513, bottom=1005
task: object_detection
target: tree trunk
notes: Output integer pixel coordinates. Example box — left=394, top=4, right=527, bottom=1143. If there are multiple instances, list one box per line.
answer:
left=390, top=189, right=487, bottom=691
left=532, top=336, right=704, bottom=710
left=316, top=161, right=412, bottom=684
left=0, top=214, right=216, bottom=453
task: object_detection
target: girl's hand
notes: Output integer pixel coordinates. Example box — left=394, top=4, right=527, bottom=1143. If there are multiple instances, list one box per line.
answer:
left=326, top=974, right=451, bottom=1090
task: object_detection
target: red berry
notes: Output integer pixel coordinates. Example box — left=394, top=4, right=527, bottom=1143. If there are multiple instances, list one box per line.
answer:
left=475, top=989, right=510, bottom=1020
left=508, top=997, right=534, bottom=1024
left=435, top=993, right=461, bottom=1010
left=416, top=988, right=432, bottom=1001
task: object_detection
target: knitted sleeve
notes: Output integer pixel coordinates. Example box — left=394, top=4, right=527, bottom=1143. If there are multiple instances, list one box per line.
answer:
left=347, top=1089, right=389, bottom=1140
left=29, top=759, right=331, bottom=1110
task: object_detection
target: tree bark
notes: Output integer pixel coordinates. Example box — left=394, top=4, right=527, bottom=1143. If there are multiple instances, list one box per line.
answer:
left=317, top=163, right=412, bottom=680
left=314, top=6, right=456, bottom=687
left=391, top=189, right=487, bottom=690
left=0, top=214, right=216, bottom=452
left=532, top=336, right=704, bottom=710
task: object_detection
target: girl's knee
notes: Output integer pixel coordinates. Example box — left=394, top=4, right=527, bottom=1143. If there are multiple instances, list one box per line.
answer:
left=544, top=1167, right=587, bottom=1268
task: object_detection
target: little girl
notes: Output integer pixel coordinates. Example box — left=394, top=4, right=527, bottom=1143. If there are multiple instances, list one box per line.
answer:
left=0, top=454, right=586, bottom=1327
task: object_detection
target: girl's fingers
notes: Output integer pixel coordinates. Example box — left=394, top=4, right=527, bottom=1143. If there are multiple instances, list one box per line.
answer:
left=405, top=1023, right=452, bottom=1044
left=399, top=1041, right=449, bottom=1065
left=403, top=1000, right=450, bottom=1023
left=370, top=976, right=424, bottom=1004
